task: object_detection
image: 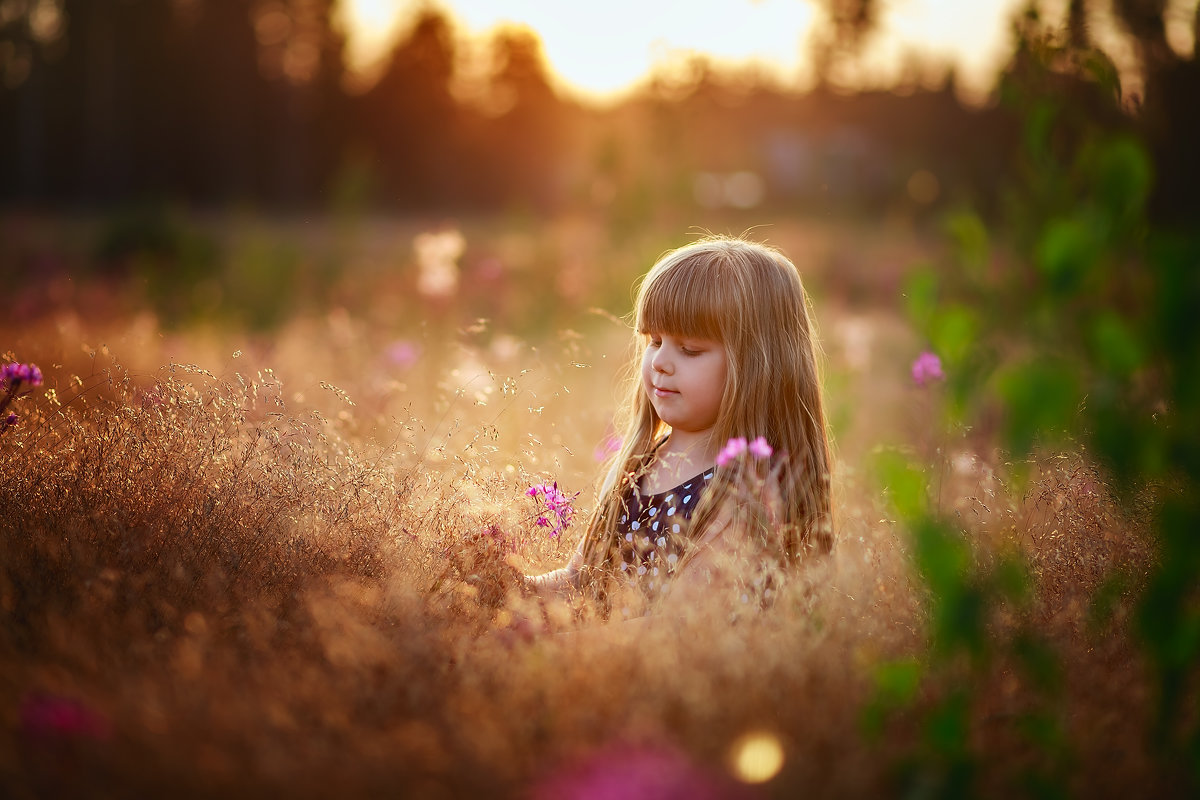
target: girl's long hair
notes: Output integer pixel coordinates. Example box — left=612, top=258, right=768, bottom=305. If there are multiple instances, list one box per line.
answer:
left=578, top=235, right=832, bottom=591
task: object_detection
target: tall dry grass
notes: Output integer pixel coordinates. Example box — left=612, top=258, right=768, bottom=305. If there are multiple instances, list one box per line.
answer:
left=0, top=220, right=1166, bottom=798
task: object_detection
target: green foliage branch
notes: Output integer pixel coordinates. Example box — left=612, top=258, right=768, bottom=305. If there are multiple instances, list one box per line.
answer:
left=873, top=11, right=1200, bottom=796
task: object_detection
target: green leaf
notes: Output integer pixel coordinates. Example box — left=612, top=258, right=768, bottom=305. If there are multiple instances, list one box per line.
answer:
left=994, top=360, right=1081, bottom=456
left=903, top=265, right=939, bottom=336
left=1013, top=632, right=1061, bottom=694
left=1077, top=47, right=1122, bottom=101
left=1035, top=217, right=1097, bottom=292
left=1091, top=136, right=1151, bottom=223
left=874, top=657, right=923, bottom=706
left=861, top=658, right=924, bottom=739
left=943, top=211, right=989, bottom=276
left=992, top=552, right=1031, bottom=607
left=1024, top=100, right=1057, bottom=167
left=1090, top=312, right=1144, bottom=377
left=873, top=449, right=928, bottom=522
left=912, top=518, right=972, bottom=602
left=924, top=690, right=971, bottom=755
left=930, top=305, right=979, bottom=366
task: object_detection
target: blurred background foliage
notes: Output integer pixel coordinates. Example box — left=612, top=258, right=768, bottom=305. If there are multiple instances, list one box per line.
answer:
left=0, top=0, right=1194, bottom=334
left=873, top=3, right=1200, bottom=796
left=0, top=0, right=1189, bottom=221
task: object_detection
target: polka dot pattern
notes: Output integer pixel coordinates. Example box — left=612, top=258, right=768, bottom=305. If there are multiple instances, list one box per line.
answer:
left=614, top=468, right=715, bottom=592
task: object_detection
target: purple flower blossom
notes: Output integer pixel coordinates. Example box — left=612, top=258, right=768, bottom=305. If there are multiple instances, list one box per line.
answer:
left=530, top=741, right=748, bottom=800
left=385, top=340, right=420, bottom=369
left=1, top=362, right=43, bottom=388
left=526, top=481, right=578, bottom=538
left=5, top=412, right=16, bottom=426
left=593, top=433, right=622, bottom=462
left=748, top=436, right=773, bottom=460
left=716, top=436, right=748, bottom=467
left=911, top=351, right=945, bottom=387
left=19, top=692, right=110, bottom=741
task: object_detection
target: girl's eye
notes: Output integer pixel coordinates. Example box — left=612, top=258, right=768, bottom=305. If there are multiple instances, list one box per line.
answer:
left=648, top=337, right=662, bottom=348
left=681, top=347, right=700, bottom=356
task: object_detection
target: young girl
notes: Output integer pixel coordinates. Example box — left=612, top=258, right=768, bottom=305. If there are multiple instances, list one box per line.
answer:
left=528, top=235, right=832, bottom=612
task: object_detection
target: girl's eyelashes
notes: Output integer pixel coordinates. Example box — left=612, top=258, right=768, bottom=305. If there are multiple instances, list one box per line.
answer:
left=645, top=334, right=704, bottom=356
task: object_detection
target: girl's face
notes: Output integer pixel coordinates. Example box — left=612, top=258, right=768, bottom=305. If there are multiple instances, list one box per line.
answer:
left=641, top=332, right=728, bottom=436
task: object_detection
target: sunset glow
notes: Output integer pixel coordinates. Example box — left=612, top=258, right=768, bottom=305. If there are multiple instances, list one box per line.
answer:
left=341, top=0, right=1032, bottom=103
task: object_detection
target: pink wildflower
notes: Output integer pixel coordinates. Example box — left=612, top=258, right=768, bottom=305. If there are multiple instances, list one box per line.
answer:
left=1, top=362, right=42, bottom=388
left=530, top=740, right=746, bottom=800
left=911, top=351, right=945, bottom=387
left=716, top=436, right=748, bottom=467
left=526, top=481, right=578, bottom=538
left=593, top=433, right=622, bottom=462
left=19, top=692, right=110, bottom=740
left=385, top=340, right=420, bottom=369
left=748, top=436, right=773, bottom=460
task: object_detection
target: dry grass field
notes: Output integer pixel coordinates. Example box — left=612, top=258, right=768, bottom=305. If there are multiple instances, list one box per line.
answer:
left=0, top=213, right=1163, bottom=798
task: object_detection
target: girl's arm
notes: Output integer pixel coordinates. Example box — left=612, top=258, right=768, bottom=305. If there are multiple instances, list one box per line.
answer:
left=524, top=541, right=584, bottom=593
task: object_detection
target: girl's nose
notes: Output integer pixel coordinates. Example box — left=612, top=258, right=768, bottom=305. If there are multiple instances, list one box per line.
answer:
left=652, top=349, right=672, bottom=374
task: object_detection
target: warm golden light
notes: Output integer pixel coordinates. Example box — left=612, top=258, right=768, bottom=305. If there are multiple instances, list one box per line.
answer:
left=729, top=730, right=785, bottom=784
left=340, top=0, right=1041, bottom=104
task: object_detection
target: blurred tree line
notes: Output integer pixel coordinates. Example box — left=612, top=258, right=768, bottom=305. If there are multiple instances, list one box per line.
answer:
left=4, top=0, right=1190, bottom=221
left=0, top=0, right=573, bottom=211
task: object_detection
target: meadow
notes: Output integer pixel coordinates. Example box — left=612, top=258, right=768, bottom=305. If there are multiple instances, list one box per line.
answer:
left=0, top=210, right=1165, bottom=797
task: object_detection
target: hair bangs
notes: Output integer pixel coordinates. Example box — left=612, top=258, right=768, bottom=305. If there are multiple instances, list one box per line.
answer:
left=635, top=253, right=727, bottom=342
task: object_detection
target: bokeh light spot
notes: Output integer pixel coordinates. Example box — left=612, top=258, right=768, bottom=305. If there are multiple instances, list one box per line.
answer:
left=729, top=730, right=785, bottom=783
left=907, top=169, right=941, bottom=204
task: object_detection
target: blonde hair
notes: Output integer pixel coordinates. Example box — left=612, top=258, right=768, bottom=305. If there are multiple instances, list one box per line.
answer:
left=578, top=235, right=832, bottom=591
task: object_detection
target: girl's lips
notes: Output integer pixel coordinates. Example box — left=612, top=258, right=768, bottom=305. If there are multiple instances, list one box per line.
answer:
left=653, top=387, right=678, bottom=397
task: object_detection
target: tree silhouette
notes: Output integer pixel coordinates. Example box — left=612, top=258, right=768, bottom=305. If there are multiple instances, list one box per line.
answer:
left=354, top=8, right=462, bottom=209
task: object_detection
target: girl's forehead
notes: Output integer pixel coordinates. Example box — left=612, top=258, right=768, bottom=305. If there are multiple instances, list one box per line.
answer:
left=636, top=258, right=736, bottom=340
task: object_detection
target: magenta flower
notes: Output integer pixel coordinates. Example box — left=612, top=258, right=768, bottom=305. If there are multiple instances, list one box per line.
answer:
left=593, top=433, right=622, bottom=462
left=911, top=351, right=945, bottom=387
left=385, top=340, right=420, bottom=369
left=526, top=481, right=578, bottom=538
left=19, top=692, right=110, bottom=741
left=716, top=436, right=749, bottom=467
left=748, top=436, right=773, bottom=460
left=1, top=362, right=42, bottom=438
left=1, top=362, right=43, bottom=388
left=530, top=740, right=746, bottom=800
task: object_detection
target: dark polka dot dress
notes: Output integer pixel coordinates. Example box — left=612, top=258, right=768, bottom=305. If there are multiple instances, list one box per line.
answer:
left=614, top=467, right=715, bottom=595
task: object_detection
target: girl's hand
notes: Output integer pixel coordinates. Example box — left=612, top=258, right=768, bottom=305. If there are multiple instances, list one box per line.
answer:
left=522, top=540, right=584, bottom=597
left=523, top=566, right=571, bottom=594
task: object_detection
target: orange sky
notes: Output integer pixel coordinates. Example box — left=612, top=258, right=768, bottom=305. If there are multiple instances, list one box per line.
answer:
left=340, top=0, right=1198, bottom=104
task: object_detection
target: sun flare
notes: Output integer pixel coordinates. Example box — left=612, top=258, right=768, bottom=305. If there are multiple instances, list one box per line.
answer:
left=341, top=0, right=1032, bottom=103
